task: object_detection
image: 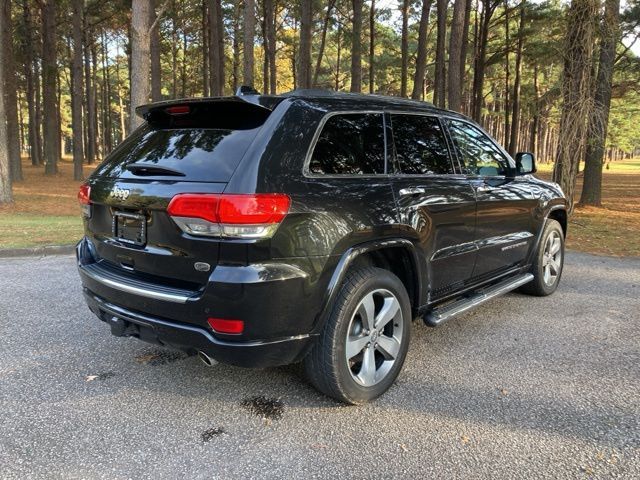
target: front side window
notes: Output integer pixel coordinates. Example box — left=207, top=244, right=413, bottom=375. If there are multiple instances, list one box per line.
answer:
left=390, top=114, right=453, bottom=175
left=309, top=113, right=385, bottom=175
left=447, top=120, right=510, bottom=176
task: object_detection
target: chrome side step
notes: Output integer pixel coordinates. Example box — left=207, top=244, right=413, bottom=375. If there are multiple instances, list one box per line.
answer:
left=424, top=273, right=534, bottom=327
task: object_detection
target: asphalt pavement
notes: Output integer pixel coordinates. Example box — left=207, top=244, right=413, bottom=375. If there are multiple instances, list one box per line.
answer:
left=0, top=251, right=638, bottom=479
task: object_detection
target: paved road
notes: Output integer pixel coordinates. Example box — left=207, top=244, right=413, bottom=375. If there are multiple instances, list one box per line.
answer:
left=0, top=252, right=638, bottom=479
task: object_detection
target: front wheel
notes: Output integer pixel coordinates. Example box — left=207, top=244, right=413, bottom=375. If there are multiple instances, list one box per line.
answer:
left=303, top=267, right=411, bottom=404
left=521, top=219, right=565, bottom=296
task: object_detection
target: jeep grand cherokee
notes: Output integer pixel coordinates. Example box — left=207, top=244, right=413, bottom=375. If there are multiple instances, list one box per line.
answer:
left=76, top=90, right=568, bottom=404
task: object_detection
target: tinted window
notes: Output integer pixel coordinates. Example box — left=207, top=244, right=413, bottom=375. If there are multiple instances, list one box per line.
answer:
left=93, top=126, right=260, bottom=182
left=447, top=120, right=510, bottom=176
left=391, top=115, right=452, bottom=175
left=309, top=113, right=385, bottom=175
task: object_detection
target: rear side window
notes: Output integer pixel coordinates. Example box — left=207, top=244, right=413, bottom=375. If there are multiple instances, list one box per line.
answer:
left=309, top=113, right=385, bottom=175
left=390, top=114, right=453, bottom=175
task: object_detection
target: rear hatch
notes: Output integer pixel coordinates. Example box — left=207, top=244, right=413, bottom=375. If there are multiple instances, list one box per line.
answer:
left=83, top=98, right=272, bottom=288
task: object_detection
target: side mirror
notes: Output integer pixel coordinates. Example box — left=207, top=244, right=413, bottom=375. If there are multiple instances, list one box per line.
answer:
left=515, top=152, right=536, bottom=175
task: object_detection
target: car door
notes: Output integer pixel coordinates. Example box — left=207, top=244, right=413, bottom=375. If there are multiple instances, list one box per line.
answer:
left=388, top=112, right=478, bottom=301
left=445, top=118, right=537, bottom=280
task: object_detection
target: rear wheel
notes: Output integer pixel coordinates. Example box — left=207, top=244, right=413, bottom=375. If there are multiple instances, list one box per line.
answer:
left=303, top=267, right=411, bottom=404
left=521, top=219, right=564, bottom=296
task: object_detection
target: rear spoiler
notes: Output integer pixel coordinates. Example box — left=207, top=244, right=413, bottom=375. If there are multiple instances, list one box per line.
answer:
left=135, top=96, right=276, bottom=119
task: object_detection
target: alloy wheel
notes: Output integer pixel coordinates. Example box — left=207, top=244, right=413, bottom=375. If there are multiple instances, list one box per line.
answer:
left=542, top=230, right=562, bottom=286
left=345, top=289, right=404, bottom=387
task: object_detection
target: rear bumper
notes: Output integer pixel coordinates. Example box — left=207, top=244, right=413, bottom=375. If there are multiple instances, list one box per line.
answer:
left=83, top=289, right=314, bottom=368
left=76, top=237, right=336, bottom=368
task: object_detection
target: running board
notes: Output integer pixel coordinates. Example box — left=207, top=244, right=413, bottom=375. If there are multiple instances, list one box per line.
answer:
left=423, top=273, right=534, bottom=327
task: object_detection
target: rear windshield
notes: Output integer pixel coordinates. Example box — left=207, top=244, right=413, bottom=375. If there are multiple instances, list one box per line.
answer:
left=93, top=124, right=261, bottom=182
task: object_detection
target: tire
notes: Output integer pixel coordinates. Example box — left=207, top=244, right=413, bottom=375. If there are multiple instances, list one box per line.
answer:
left=303, top=266, right=411, bottom=404
left=520, top=219, right=565, bottom=296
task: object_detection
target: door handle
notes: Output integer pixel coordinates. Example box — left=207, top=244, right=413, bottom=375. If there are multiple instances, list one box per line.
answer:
left=399, top=187, right=426, bottom=196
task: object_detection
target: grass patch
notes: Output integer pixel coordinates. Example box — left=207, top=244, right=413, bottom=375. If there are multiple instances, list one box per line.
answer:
left=568, top=207, right=640, bottom=257
left=0, top=214, right=84, bottom=248
left=536, top=159, right=640, bottom=175
left=0, top=158, right=94, bottom=249
left=536, top=157, right=640, bottom=257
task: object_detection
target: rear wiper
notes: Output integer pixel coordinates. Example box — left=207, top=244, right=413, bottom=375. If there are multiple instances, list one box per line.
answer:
left=126, top=164, right=186, bottom=177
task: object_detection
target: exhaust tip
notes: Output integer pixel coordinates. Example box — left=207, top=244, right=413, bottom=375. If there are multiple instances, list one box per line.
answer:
left=197, top=350, right=217, bottom=367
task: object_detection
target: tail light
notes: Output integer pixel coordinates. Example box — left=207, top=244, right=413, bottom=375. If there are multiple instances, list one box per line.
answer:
left=167, top=193, right=290, bottom=239
left=78, top=183, right=91, bottom=218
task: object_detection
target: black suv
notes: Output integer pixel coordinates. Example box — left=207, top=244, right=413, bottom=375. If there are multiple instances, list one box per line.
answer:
left=77, top=90, right=568, bottom=404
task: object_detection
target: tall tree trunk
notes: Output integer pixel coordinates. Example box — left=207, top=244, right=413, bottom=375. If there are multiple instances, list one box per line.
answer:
left=243, top=0, right=255, bottom=86
left=209, top=0, right=224, bottom=95
left=116, top=41, right=127, bottom=142
left=171, top=6, right=178, bottom=98
left=472, top=0, right=494, bottom=122
left=291, top=19, right=297, bottom=88
left=84, top=24, right=96, bottom=163
left=0, top=0, right=12, bottom=202
left=298, top=0, right=312, bottom=89
left=56, top=58, right=62, bottom=159
left=91, top=44, right=100, bottom=157
left=335, top=21, right=342, bottom=90
left=459, top=0, right=472, bottom=112
left=434, top=0, right=447, bottom=108
left=181, top=28, right=188, bottom=97
left=368, top=0, right=375, bottom=93
left=350, top=0, right=363, bottom=92
left=3, top=0, right=22, bottom=181
left=232, top=0, right=240, bottom=92
left=553, top=0, right=598, bottom=210
left=71, top=0, right=84, bottom=181
left=529, top=63, right=539, bottom=153
left=130, top=0, right=152, bottom=132
left=150, top=0, right=162, bottom=101
left=503, top=0, right=510, bottom=147
left=202, top=0, right=209, bottom=96
left=508, top=0, right=525, bottom=156
left=447, top=0, right=465, bottom=111
left=266, top=0, right=276, bottom=93
left=22, top=0, right=40, bottom=166
left=216, top=0, right=224, bottom=93
left=579, top=0, right=619, bottom=206
left=412, top=0, right=433, bottom=100
left=41, top=0, right=57, bottom=174
left=400, top=0, right=409, bottom=97
left=101, top=29, right=113, bottom=153
left=34, top=39, right=43, bottom=165
left=313, top=0, right=336, bottom=87
left=261, top=3, right=268, bottom=93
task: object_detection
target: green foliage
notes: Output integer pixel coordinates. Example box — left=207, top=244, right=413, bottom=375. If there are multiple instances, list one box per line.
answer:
left=11, top=0, right=640, bottom=161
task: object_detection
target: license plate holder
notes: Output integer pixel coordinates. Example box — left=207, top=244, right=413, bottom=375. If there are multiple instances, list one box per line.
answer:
left=112, top=212, right=147, bottom=246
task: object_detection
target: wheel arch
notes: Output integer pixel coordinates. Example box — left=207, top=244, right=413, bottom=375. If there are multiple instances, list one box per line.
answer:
left=526, top=205, right=568, bottom=265
left=312, top=238, right=424, bottom=335
left=548, top=208, right=568, bottom=238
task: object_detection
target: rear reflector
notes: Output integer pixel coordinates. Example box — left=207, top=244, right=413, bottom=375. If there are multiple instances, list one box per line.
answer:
left=207, top=317, right=244, bottom=334
left=167, top=193, right=290, bottom=239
